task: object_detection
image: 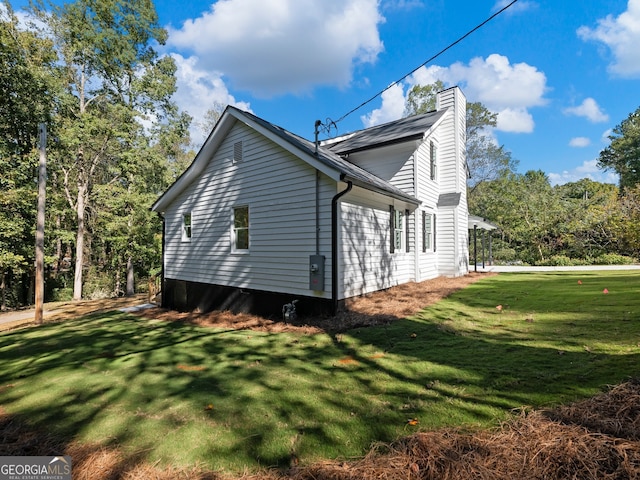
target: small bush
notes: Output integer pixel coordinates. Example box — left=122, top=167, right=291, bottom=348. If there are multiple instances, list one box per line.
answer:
left=539, top=255, right=575, bottom=266
left=593, top=253, right=636, bottom=265
left=492, top=247, right=518, bottom=263
left=49, top=287, right=73, bottom=302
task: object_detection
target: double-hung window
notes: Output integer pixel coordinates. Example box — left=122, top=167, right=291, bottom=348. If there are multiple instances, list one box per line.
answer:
left=181, top=213, right=192, bottom=241
left=232, top=206, right=249, bottom=252
left=430, top=141, right=437, bottom=181
left=390, top=206, right=403, bottom=253
left=422, top=212, right=436, bottom=252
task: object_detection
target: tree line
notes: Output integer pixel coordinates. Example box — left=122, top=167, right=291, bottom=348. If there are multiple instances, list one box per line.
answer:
left=1, top=0, right=639, bottom=309
left=0, top=0, right=192, bottom=308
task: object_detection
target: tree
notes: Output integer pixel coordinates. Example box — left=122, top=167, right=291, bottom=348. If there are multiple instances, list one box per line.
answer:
left=0, top=3, right=57, bottom=308
left=32, top=0, right=176, bottom=299
left=470, top=171, right=565, bottom=264
left=598, top=106, right=640, bottom=190
left=554, top=179, right=619, bottom=259
left=404, top=83, right=518, bottom=192
left=612, top=185, right=640, bottom=258
left=193, top=101, right=226, bottom=149
left=404, top=81, right=445, bottom=116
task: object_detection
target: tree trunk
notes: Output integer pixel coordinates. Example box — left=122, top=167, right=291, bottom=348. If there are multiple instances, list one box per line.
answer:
left=73, top=183, right=86, bottom=301
left=126, top=256, right=134, bottom=296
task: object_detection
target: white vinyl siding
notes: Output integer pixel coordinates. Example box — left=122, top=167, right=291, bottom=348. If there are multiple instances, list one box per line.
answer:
left=339, top=188, right=414, bottom=299
left=163, top=122, right=333, bottom=299
left=345, top=143, right=416, bottom=197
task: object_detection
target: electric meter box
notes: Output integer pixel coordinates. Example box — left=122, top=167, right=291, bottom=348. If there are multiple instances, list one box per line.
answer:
left=309, top=255, right=325, bottom=291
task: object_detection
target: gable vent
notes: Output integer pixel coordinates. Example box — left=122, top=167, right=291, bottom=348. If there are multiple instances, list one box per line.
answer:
left=233, top=141, right=243, bottom=164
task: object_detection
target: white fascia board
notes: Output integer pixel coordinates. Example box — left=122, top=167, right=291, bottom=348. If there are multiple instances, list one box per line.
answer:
left=151, top=112, right=236, bottom=213
left=421, top=107, right=449, bottom=142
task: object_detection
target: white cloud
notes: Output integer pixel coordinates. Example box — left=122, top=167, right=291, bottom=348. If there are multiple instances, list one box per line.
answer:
left=601, top=128, right=613, bottom=143
left=569, top=137, right=591, bottom=147
left=495, top=108, right=534, bottom=133
left=167, top=0, right=384, bottom=97
left=548, top=159, right=619, bottom=185
left=360, top=83, right=406, bottom=127
left=564, top=98, right=609, bottom=123
left=578, top=0, right=640, bottom=77
left=170, top=53, right=252, bottom=145
left=409, top=54, right=548, bottom=133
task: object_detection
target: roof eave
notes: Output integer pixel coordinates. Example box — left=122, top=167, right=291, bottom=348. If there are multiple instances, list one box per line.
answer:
left=344, top=175, right=421, bottom=206
left=151, top=109, right=237, bottom=213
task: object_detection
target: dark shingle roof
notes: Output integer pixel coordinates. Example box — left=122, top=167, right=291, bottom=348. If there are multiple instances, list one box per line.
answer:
left=322, top=110, right=445, bottom=155
left=437, top=192, right=461, bottom=207
left=232, top=107, right=420, bottom=205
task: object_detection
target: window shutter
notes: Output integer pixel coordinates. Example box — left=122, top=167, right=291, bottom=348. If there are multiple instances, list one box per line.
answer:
left=433, top=214, right=437, bottom=252
left=430, top=141, right=437, bottom=180
left=422, top=211, right=427, bottom=253
left=405, top=209, right=410, bottom=253
left=389, top=205, right=395, bottom=254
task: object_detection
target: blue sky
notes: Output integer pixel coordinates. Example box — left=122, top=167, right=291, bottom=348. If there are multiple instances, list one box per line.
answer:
left=10, top=0, right=640, bottom=185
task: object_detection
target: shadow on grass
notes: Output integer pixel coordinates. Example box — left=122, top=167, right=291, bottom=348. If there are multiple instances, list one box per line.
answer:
left=0, top=271, right=638, bottom=474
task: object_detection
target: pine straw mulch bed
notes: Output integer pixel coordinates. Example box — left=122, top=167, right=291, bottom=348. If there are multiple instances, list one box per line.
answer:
left=1, top=380, right=639, bottom=479
left=135, top=273, right=492, bottom=334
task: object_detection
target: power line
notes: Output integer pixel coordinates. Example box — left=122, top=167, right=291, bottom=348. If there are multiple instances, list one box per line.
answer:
left=331, top=0, right=521, bottom=126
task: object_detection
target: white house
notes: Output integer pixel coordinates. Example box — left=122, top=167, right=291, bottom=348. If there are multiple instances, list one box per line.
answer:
left=151, top=87, right=469, bottom=316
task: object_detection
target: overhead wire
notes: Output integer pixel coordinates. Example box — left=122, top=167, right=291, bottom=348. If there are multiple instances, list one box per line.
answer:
left=329, top=0, right=521, bottom=128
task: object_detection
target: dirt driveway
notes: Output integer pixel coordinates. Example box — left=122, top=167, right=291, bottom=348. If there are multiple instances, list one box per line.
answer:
left=0, top=294, right=150, bottom=331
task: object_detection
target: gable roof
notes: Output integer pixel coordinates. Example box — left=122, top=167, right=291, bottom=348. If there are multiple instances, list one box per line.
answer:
left=152, top=106, right=422, bottom=213
left=235, top=107, right=420, bottom=206
left=322, top=110, right=446, bottom=155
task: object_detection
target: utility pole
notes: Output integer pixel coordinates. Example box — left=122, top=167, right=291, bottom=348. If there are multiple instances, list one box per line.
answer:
left=35, top=123, right=47, bottom=324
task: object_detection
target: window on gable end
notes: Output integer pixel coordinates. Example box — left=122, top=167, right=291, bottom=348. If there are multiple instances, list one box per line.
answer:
left=182, top=212, right=192, bottom=242
left=232, top=206, right=249, bottom=252
left=430, top=141, right=437, bottom=181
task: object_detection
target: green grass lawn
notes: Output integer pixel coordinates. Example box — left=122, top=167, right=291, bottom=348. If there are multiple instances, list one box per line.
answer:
left=0, top=271, right=639, bottom=474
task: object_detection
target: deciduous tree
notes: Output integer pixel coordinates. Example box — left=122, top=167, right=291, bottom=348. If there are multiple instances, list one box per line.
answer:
left=598, top=106, right=640, bottom=190
left=31, top=0, right=177, bottom=299
left=0, top=3, right=56, bottom=307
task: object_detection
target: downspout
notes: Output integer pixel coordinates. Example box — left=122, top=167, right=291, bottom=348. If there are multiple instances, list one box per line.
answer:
left=315, top=169, right=321, bottom=255
left=314, top=120, right=322, bottom=255
left=331, top=177, right=353, bottom=315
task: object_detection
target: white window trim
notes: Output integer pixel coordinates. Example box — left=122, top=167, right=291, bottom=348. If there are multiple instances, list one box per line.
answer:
left=181, top=212, right=192, bottom=242
left=423, top=211, right=434, bottom=252
left=231, top=205, right=250, bottom=254
left=394, top=209, right=404, bottom=252
left=430, top=141, right=438, bottom=182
